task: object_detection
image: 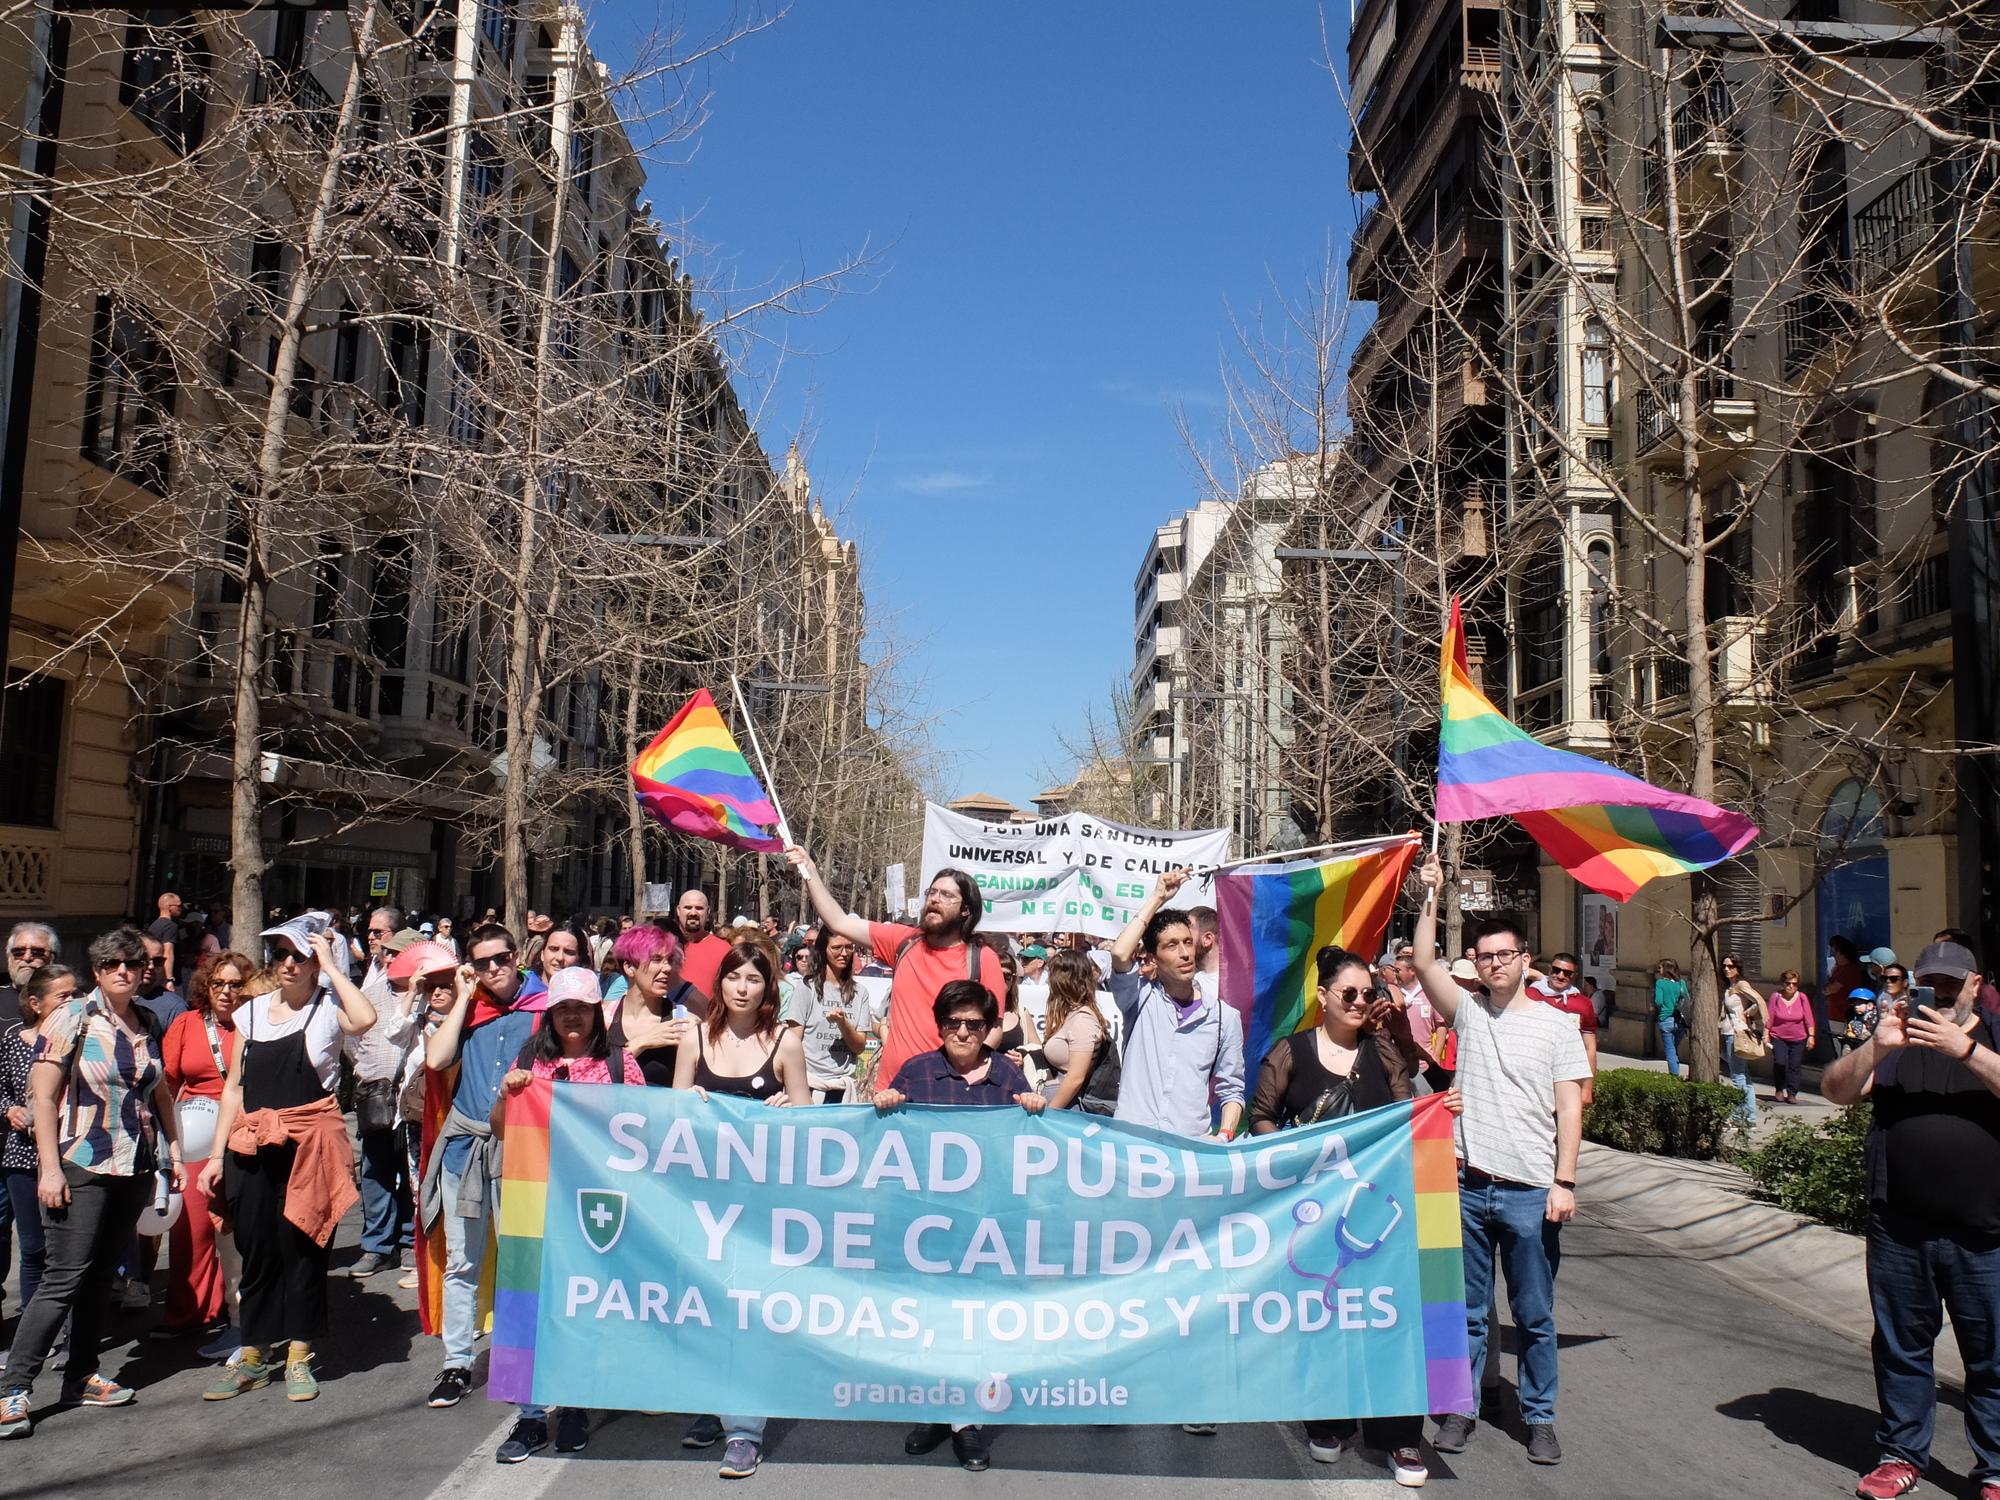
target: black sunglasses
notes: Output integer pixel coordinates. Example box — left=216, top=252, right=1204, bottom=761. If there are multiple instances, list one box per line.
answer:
left=470, top=952, right=517, bottom=971
left=939, top=1017, right=986, bottom=1035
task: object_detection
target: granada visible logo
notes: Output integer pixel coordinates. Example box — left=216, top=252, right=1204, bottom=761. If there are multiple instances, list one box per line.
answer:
left=975, top=1374, right=1013, bottom=1414
left=578, top=1189, right=628, bottom=1253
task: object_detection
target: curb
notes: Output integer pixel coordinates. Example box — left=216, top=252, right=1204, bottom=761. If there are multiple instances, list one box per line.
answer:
left=1573, top=1139, right=1966, bottom=1389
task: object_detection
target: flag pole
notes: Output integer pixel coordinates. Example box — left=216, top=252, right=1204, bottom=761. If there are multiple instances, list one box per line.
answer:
left=729, top=675, right=794, bottom=846
left=1191, top=832, right=1418, bottom=879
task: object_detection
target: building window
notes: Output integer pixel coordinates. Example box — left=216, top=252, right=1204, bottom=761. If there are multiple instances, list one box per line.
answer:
left=1580, top=317, right=1612, bottom=425
left=81, top=296, right=175, bottom=494
left=1577, top=97, right=1609, bottom=207
left=0, top=673, right=65, bottom=829
left=481, top=0, right=517, bottom=60
left=120, top=10, right=210, bottom=154
left=333, top=300, right=361, bottom=386
left=385, top=314, right=430, bottom=424
left=448, top=336, right=486, bottom=446
left=1517, top=546, right=1565, bottom=696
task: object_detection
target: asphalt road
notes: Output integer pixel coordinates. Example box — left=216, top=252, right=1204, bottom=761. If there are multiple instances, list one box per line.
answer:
left=0, top=1205, right=1978, bottom=1499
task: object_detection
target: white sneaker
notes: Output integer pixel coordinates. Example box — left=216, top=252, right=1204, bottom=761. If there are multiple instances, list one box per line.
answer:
left=1391, top=1447, right=1429, bottom=1488
left=1308, top=1434, right=1345, bottom=1463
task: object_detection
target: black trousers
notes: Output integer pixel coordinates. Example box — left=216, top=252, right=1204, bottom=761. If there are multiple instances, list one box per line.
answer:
left=1, top=1163, right=149, bottom=1392
left=231, top=1141, right=330, bottom=1350
left=1306, top=1415, right=1424, bottom=1450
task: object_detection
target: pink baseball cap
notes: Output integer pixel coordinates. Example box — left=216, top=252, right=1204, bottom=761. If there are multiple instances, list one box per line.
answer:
left=518, top=966, right=601, bottom=1014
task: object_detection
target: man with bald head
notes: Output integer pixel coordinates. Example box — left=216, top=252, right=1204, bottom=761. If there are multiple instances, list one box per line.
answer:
left=673, top=889, right=732, bottom=1000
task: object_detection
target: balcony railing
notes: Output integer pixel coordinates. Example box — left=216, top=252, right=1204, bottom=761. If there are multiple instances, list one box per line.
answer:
left=1904, top=548, right=1951, bottom=623
left=1783, top=291, right=1849, bottom=376
left=1852, top=165, right=1936, bottom=290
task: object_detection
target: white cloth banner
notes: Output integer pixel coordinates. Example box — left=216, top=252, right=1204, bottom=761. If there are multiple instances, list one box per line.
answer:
left=883, top=862, right=906, bottom=918
left=920, top=802, right=1231, bottom=938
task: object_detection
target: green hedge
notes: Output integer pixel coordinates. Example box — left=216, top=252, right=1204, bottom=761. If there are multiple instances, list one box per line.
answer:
left=1582, top=1068, right=1746, bottom=1160
left=1737, top=1104, right=1870, bottom=1233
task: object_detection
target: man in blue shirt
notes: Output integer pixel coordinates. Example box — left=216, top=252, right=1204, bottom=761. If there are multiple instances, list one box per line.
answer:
left=418, top=923, right=534, bottom=1410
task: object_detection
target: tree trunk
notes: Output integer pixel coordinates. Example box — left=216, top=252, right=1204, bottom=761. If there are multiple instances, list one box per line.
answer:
left=229, top=0, right=381, bottom=929
left=624, top=656, right=647, bottom=913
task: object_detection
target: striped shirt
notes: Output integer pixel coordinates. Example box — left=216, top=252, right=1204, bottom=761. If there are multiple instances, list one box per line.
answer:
left=1452, top=993, right=1591, bottom=1187
left=34, top=992, right=163, bottom=1176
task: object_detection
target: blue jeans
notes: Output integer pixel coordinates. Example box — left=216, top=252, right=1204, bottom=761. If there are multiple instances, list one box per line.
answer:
left=1658, top=1017, right=1682, bottom=1077
left=439, top=1157, right=496, bottom=1370
left=722, top=1415, right=766, bottom=1444
left=1458, top=1171, right=1562, bottom=1423
left=357, top=1124, right=410, bottom=1257
left=1867, top=1208, right=2000, bottom=1481
left=1721, top=1035, right=1757, bottom=1123
left=3, top=1169, right=41, bottom=1308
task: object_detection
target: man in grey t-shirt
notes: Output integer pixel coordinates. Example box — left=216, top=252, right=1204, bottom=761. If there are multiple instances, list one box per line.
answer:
left=1412, top=853, right=1589, bottom=1467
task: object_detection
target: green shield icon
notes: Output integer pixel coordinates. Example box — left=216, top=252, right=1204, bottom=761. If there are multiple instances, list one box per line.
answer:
left=578, top=1189, right=628, bottom=1254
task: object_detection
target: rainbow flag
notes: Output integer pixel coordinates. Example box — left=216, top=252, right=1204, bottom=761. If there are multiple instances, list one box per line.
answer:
left=1216, top=835, right=1420, bottom=1071
left=1437, top=597, right=1757, bottom=900
left=630, top=689, right=785, bottom=853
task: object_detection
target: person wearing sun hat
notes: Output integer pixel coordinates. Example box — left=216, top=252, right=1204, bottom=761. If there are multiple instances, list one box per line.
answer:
left=381, top=940, right=458, bottom=1291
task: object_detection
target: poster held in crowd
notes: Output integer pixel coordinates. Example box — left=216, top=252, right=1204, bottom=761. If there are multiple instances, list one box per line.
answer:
left=884, top=862, right=907, bottom=917
left=919, top=803, right=1230, bottom=939
left=489, top=1085, right=1471, bottom=1424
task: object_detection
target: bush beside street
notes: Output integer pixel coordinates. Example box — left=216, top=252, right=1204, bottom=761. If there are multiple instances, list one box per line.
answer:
left=1736, top=1104, right=1871, bottom=1234
left=1582, top=1068, right=1745, bottom=1160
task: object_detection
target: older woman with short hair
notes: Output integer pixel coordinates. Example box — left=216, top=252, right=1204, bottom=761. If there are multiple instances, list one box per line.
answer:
left=0, top=926, right=186, bottom=1438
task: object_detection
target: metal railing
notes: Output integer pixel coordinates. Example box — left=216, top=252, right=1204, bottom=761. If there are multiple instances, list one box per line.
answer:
left=1783, top=291, right=1847, bottom=375
left=1852, top=165, right=1935, bottom=289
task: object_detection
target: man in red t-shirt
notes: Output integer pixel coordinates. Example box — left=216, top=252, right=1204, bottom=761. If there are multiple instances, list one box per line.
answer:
left=1527, top=951, right=1598, bottom=1097
left=671, top=889, right=732, bottom=1000
left=785, top=847, right=1006, bottom=1086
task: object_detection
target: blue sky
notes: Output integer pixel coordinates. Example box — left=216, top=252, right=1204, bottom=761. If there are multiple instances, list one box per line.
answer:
left=630, top=2, right=1356, bottom=807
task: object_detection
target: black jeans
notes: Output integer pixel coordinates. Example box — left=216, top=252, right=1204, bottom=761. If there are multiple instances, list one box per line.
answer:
left=1306, top=1416, right=1424, bottom=1450
left=2, top=1163, right=149, bottom=1392
left=1772, top=1037, right=1808, bottom=1096
left=232, top=1141, right=331, bottom=1350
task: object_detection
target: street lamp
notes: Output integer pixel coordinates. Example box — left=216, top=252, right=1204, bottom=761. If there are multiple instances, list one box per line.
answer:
left=1657, top=13, right=1999, bottom=970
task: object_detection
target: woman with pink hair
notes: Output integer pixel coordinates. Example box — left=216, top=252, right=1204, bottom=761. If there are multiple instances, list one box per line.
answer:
left=605, top=925, right=700, bottom=1088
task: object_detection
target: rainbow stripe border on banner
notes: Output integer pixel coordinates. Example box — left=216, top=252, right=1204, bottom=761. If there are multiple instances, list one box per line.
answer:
left=489, top=1083, right=552, bottom=1403
left=1411, top=1093, right=1474, bottom=1415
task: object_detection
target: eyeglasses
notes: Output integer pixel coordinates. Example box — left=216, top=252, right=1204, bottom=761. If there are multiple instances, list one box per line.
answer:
left=8, top=946, right=49, bottom=960
left=1550, top=966, right=1577, bottom=979
left=210, top=979, right=243, bottom=991
left=939, top=1017, right=986, bottom=1035
left=1325, top=984, right=1378, bottom=1006
left=273, top=950, right=310, bottom=966
left=97, top=958, right=147, bottom=974
left=1474, top=949, right=1526, bottom=967
left=470, top=952, right=517, bottom=971
left=367, top=928, right=393, bottom=940
left=1885, top=972, right=1909, bottom=984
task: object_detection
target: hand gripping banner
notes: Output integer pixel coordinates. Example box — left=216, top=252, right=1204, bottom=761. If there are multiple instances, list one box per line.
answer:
left=490, top=1086, right=1473, bottom=1425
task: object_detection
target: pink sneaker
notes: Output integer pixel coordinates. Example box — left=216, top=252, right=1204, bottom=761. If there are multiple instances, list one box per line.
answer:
left=1856, top=1459, right=1921, bottom=1499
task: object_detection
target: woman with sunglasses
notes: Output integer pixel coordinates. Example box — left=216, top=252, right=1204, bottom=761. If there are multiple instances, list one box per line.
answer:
left=1719, top=955, right=1766, bottom=1123
left=1249, top=944, right=1459, bottom=1487
left=0, top=926, right=187, bottom=1437
left=674, top=941, right=809, bottom=1478
left=198, top=919, right=375, bottom=1404
left=157, top=951, right=253, bottom=1352
left=0, top=965, right=75, bottom=1321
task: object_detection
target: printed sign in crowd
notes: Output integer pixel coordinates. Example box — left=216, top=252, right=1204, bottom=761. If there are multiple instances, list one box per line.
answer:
left=919, top=803, right=1231, bottom=939
left=490, top=1086, right=1472, bottom=1424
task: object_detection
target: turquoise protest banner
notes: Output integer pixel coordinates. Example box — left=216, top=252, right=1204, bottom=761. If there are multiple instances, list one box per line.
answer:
left=489, top=1084, right=1472, bottom=1424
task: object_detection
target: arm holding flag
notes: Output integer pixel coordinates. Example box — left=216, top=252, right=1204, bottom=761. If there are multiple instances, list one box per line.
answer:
left=785, top=847, right=871, bottom=947
left=1412, top=853, right=1463, bottom=1026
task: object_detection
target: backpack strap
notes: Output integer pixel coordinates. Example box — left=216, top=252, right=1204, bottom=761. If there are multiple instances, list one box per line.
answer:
left=608, top=1044, right=627, bottom=1083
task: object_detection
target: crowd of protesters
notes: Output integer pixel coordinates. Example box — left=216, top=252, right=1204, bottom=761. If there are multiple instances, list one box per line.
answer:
left=0, top=866, right=1991, bottom=1500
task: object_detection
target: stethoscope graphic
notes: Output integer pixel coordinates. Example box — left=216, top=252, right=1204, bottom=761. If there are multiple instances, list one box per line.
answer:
left=1287, top=1183, right=1404, bottom=1307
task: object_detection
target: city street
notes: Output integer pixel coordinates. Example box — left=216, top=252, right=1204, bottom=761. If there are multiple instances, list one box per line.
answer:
left=0, top=1198, right=1973, bottom=1499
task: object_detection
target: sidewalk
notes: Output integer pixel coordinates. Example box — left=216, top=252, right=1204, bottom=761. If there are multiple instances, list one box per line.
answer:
left=1574, top=1074, right=1962, bottom=1386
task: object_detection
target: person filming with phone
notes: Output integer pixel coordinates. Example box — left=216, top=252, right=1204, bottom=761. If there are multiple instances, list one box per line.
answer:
left=1823, top=939, right=2000, bottom=1500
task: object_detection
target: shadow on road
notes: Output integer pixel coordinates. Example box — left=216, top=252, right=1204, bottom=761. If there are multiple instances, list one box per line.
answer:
left=1717, top=1385, right=1971, bottom=1494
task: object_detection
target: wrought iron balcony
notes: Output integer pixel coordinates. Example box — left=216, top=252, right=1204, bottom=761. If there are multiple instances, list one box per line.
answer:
left=1852, top=165, right=1936, bottom=290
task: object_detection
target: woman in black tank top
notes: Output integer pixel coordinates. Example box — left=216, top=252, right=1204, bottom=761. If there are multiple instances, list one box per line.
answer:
left=671, top=940, right=808, bottom=1477
left=1244, top=945, right=1459, bottom=1483
left=606, top=925, right=701, bottom=1088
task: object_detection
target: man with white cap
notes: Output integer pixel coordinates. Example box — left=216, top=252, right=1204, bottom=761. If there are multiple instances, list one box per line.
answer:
left=1826, top=938, right=2000, bottom=1500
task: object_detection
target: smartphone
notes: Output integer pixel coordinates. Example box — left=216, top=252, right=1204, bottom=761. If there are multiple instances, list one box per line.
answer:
left=1912, top=985, right=1937, bottom=1010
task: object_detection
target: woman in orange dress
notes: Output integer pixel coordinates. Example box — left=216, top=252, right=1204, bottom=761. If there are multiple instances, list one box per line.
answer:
left=157, top=952, right=250, bottom=1354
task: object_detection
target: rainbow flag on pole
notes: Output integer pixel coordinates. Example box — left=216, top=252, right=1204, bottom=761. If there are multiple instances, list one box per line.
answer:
left=630, top=689, right=785, bottom=853
left=1437, top=597, right=1757, bottom=900
left=1216, top=835, right=1421, bottom=1071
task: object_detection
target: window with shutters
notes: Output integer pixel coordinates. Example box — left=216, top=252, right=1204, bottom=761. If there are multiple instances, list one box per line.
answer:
left=0, top=673, right=65, bottom=829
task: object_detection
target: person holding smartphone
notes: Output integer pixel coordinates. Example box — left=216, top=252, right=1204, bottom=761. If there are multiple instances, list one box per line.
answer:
left=1823, top=940, right=2000, bottom=1500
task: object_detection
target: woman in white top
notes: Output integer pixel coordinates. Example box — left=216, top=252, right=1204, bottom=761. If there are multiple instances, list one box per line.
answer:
left=1720, top=953, right=1766, bottom=1123
left=198, top=919, right=373, bottom=1404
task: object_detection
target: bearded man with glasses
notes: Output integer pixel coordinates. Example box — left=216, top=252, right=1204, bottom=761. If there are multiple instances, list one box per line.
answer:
left=0, top=924, right=58, bottom=1028
left=1410, top=854, right=1590, bottom=1469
